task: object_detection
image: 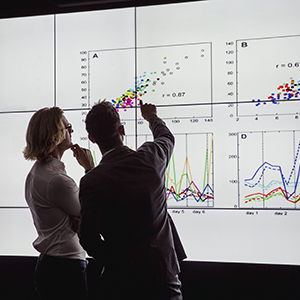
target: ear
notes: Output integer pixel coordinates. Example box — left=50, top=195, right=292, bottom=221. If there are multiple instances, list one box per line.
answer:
left=88, top=134, right=96, bottom=143
left=53, top=134, right=59, bottom=145
left=119, top=125, right=125, bottom=136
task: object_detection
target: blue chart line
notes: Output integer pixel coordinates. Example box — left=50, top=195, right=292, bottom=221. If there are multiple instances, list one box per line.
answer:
left=166, top=133, right=214, bottom=207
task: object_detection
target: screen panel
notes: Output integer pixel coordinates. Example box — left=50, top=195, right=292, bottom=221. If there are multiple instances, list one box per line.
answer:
left=1, top=0, right=300, bottom=265
left=0, top=15, right=55, bottom=112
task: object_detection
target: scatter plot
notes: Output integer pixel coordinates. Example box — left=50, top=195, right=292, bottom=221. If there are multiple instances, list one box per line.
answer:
left=236, top=35, right=300, bottom=116
left=252, top=77, right=300, bottom=106
left=136, top=43, right=212, bottom=110
left=111, top=88, right=137, bottom=111
left=89, top=48, right=136, bottom=119
left=89, top=42, right=212, bottom=119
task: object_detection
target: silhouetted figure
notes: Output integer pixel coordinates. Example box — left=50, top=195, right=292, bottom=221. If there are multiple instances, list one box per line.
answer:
left=24, top=107, right=94, bottom=300
left=73, top=100, right=186, bottom=300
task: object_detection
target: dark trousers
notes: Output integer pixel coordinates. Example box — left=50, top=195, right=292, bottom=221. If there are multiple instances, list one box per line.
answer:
left=99, top=264, right=183, bottom=300
left=34, top=254, right=88, bottom=300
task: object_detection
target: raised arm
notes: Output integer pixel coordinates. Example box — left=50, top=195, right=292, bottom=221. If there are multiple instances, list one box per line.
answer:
left=140, top=100, right=157, bottom=121
left=139, top=100, right=175, bottom=165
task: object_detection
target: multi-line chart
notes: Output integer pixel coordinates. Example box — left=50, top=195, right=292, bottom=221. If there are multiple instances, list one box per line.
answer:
left=238, top=130, right=300, bottom=209
left=236, top=35, right=300, bottom=117
left=3, top=0, right=300, bottom=266
left=166, top=133, right=214, bottom=208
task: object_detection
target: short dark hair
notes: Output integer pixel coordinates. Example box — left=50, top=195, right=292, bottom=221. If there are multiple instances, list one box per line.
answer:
left=85, top=100, right=121, bottom=147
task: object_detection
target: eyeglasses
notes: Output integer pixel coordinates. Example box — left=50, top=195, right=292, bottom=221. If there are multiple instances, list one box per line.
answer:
left=65, top=123, right=72, bottom=131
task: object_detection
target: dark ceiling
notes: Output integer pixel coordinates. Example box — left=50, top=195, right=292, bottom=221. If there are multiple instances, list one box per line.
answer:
left=0, top=0, right=196, bottom=18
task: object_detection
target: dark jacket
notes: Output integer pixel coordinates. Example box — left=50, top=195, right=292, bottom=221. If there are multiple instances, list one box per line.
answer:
left=79, top=117, right=186, bottom=283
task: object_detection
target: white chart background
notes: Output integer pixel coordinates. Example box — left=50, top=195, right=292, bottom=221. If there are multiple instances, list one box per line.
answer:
left=1, top=0, right=300, bottom=265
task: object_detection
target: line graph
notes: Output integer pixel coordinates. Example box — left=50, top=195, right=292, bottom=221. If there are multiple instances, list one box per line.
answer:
left=238, top=130, right=300, bottom=209
left=166, top=133, right=214, bottom=208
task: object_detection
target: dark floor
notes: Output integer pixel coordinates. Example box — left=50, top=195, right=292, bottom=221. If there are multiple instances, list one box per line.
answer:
left=1, top=256, right=300, bottom=299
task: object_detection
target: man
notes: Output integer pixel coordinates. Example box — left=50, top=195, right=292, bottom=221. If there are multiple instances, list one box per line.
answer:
left=74, top=100, right=186, bottom=299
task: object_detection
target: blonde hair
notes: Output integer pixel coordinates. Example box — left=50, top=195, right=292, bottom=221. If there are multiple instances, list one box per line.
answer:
left=23, top=107, right=66, bottom=161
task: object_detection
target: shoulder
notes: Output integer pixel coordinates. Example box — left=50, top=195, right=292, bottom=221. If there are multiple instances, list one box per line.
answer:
left=48, top=173, right=78, bottom=200
left=80, top=165, right=104, bottom=189
left=49, top=171, right=76, bottom=187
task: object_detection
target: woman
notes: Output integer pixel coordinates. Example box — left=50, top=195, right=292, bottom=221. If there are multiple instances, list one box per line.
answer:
left=23, top=107, right=94, bottom=300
